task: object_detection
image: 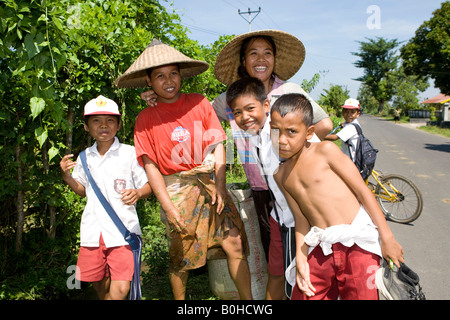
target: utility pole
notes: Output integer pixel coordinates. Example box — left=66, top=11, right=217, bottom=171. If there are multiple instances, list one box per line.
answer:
left=238, top=7, right=261, bottom=31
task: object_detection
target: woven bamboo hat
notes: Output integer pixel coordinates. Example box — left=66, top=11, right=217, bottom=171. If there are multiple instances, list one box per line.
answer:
left=115, top=39, right=209, bottom=88
left=214, top=30, right=305, bottom=86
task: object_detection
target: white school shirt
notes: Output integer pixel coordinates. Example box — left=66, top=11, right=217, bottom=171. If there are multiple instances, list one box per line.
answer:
left=337, top=119, right=360, bottom=161
left=249, top=115, right=320, bottom=228
left=72, top=137, right=148, bottom=248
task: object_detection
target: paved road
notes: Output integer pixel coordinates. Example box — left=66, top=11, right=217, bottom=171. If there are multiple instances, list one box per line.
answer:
left=358, top=114, right=450, bottom=300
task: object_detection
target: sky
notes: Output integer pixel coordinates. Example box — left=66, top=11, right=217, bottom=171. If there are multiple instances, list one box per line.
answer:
left=161, top=0, right=444, bottom=102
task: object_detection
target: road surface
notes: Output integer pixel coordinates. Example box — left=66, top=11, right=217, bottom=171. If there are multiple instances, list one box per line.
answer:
left=358, top=114, right=450, bottom=300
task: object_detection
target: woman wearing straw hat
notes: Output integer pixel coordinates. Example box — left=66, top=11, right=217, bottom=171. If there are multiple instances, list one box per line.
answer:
left=115, top=40, right=252, bottom=300
left=213, top=30, right=332, bottom=300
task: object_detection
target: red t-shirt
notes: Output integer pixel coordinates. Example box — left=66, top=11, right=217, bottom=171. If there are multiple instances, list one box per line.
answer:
left=134, top=93, right=226, bottom=175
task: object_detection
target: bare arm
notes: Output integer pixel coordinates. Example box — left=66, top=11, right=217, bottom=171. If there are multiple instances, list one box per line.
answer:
left=325, top=142, right=404, bottom=266
left=313, top=117, right=333, bottom=141
left=324, top=133, right=339, bottom=141
left=141, top=155, right=187, bottom=234
left=60, top=154, right=86, bottom=197
left=212, top=143, right=226, bottom=214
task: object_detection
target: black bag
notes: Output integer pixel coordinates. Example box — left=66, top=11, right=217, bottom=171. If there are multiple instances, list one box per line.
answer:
left=349, top=123, right=378, bottom=181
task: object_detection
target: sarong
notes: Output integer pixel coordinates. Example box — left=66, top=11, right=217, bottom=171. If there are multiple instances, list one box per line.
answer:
left=161, top=156, right=249, bottom=272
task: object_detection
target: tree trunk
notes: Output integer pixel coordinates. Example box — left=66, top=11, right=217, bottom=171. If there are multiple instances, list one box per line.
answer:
left=66, top=102, right=75, bottom=154
left=378, top=100, right=384, bottom=114
left=15, top=144, right=24, bottom=252
left=42, top=140, right=57, bottom=239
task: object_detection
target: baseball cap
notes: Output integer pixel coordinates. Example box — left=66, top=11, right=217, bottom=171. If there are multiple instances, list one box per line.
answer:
left=341, top=98, right=360, bottom=109
left=84, top=95, right=120, bottom=116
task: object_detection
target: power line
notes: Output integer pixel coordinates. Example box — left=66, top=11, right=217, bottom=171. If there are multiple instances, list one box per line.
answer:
left=238, top=7, right=261, bottom=31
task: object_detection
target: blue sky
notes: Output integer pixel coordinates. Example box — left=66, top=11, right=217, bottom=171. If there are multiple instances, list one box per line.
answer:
left=162, top=0, right=444, bottom=102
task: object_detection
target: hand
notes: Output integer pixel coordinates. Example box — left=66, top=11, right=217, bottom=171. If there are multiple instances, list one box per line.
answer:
left=296, top=259, right=316, bottom=297
left=121, top=189, right=140, bottom=206
left=165, top=208, right=188, bottom=234
left=141, top=90, right=158, bottom=107
left=60, top=154, right=76, bottom=177
left=212, top=185, right=226, bottom=214
left=381, top=235, right=404, bottom=268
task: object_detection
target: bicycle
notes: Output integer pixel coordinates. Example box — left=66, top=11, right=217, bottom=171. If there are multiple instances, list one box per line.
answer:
left=366, top=169, right=423, bottom=224
left=328, top=125, right=423, bottom=223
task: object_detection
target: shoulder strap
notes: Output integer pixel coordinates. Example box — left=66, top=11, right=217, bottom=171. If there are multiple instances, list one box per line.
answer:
left=350, top=122, right=363, bottom=135
left=79, top=150, right=131, bottom=241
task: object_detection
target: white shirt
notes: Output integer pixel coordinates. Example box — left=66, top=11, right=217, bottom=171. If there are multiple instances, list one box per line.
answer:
left=337, top=119, right=360, bottom=161
left=249, top=115, right=320, bottom=228
left=72, top=137, right=148, bottom=248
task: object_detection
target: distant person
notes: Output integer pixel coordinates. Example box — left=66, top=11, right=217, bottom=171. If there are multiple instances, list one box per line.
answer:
left=325, top=98, right=361, bottom=161
left=394, top=108, right=401, bottom=124
left=270, top=93, right=404, bottom=300
left=60, top=95, right=151, bottom=300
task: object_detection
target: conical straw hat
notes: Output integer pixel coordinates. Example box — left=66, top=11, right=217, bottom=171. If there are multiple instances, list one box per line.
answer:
left=115, top=39, right=209, bottom=88
left=214, top=30, right=305, bottom=86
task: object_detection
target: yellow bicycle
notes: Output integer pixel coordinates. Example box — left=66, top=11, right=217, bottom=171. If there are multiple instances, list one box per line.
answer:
left=366, top=169, right=423, bottom=224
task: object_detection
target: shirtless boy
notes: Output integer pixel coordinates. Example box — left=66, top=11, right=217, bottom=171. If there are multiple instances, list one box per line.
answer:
left=270, top=93, right=404, bottom=300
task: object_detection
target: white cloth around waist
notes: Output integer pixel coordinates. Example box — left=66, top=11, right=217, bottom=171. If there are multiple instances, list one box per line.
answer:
left=285, top=205, right=381, bottom=287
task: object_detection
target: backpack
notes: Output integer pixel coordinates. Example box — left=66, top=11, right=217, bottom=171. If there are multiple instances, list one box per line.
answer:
left=349, top=123, right=378, bottom=181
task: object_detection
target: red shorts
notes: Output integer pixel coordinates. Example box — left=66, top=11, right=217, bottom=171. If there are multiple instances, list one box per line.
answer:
left=76, top=234, right=134, bottom=282
left=267, top=217, right=284, bottom=276
left=291, top=243, right=380, bottom=300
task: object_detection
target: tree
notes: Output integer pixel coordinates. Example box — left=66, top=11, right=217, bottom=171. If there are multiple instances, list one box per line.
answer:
left=391, top=67, right=429, bottom=114
left=352, top=37, right=401, bottom=113
left=0, top=0, right=226, bottom=254
left=400, top=1, right=450, bottom=94
left=318, top=84, right=350, bottom=116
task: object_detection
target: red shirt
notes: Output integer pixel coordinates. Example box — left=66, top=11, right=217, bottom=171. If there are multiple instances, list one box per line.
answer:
left=134, top=93, right=226, bottom=175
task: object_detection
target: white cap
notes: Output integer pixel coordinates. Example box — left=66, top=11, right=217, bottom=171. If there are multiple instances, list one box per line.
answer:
left=84, top=95, right=120, bottom=116
left=341, top=98, right=360, bottom=109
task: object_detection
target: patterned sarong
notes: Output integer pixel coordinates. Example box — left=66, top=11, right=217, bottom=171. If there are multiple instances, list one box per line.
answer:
left=161, top=157, right=249, bottom=272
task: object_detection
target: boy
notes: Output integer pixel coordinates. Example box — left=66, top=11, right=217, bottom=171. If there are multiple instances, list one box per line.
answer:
left=226, top=78, right=320, bottom=300
left=60, top=95, right=151, bottom=300
left=270, top=93, right=404, bottom=300
left=325, top=98, right=361, bottom=161
left=116, top=40, right=252, bottom=300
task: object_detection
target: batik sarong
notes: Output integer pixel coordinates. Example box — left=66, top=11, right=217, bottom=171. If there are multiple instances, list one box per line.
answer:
left=161, top=156, right=249, bottom=272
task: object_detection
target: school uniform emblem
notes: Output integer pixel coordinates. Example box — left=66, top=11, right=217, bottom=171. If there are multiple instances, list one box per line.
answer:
left=171, top=126, right=190, bottom=143
left=114, top=179, right=126, bottom=193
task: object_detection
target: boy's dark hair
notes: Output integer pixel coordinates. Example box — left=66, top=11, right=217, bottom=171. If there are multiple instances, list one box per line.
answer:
left=271, top=93, right=313, bottom=127
left=226, top=77, right=267, bottom=107
left=84, top=115, right=121, bottom=125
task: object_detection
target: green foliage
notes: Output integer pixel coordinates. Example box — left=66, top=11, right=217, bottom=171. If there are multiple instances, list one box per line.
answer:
left=352, top=37, right=401, bottom=113
left=401, top=1, right=450, bottom=95
left=317, top=84, right=350, bottom=116
left=301, top=73, right=320, bottom=94
left=0, top=0, right=227, bottom=300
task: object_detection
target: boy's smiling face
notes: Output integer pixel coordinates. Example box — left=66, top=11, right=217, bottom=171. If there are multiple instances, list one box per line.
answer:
left=342, top=108, right=360, bottom=123
left=230, top=94, right=270, bottom=134
left=146, top=64, right=181, bottom=104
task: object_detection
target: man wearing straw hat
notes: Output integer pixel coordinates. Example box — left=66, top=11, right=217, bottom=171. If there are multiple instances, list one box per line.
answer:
left=212, top=30, right=332, bottom=300
left=115, top=40, right=252, bottom=300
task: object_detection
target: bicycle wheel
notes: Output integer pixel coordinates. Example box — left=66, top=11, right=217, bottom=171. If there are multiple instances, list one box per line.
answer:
left=375, top=174, right=423, bottom=223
